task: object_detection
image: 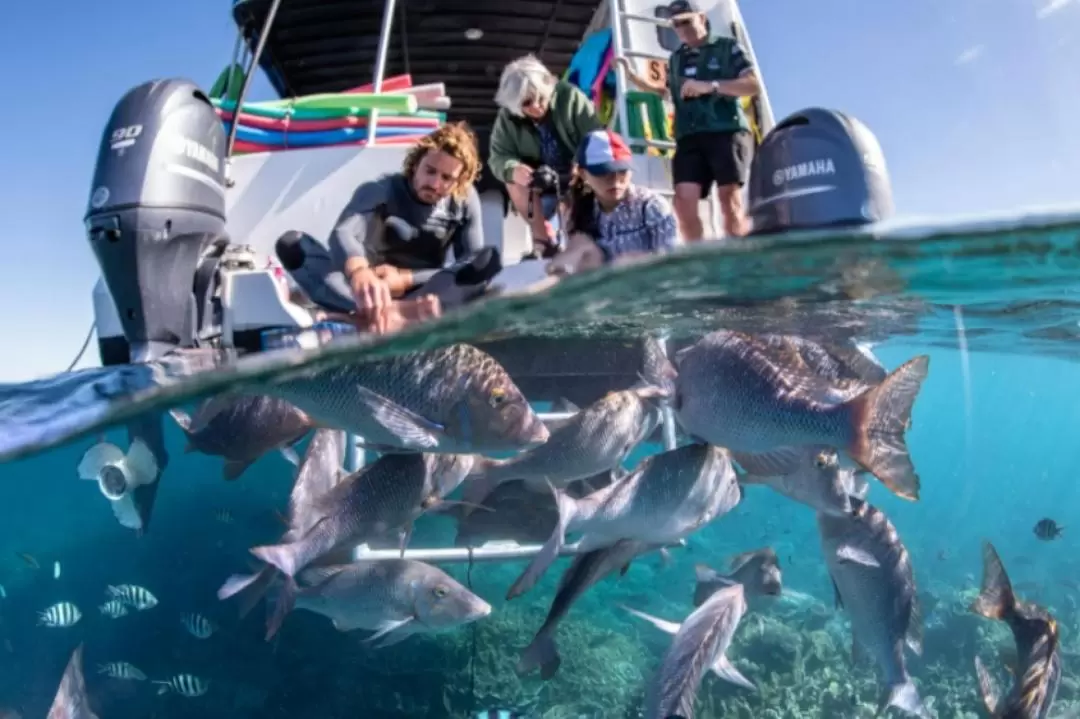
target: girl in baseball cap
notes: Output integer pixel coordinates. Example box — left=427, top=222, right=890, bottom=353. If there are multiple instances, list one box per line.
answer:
left=548, top=129, right=678, bottom=275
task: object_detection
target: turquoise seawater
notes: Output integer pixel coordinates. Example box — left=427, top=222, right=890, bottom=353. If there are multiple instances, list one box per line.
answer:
left=2, top=215, right=1080, bottom=717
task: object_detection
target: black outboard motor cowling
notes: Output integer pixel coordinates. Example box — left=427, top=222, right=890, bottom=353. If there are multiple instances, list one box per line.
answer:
left=747, top=107, right=894, bottom=236
left=85, top=78, right=229, bottom=363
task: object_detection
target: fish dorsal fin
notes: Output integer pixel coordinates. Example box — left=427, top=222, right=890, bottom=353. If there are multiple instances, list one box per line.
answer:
left=694, top=563, right=721, bottom=584
left=710, top=654, right=756, bottom=691
left=620, top=605, right=681, bottom=635
left=974, top=655, right=1000, bottom=715
left=906, top=593, right=924, bottom=656
left=297, top=563, right=348, bottom=589
left=728, top=547, right=775, bottom=574
left=836, top=544, right=880, bottom=568
left=167, top=408, right=193, bottom=433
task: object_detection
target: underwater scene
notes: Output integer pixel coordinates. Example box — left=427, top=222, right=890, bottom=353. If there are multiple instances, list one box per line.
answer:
left=1, top=222, right=1080, bottom=719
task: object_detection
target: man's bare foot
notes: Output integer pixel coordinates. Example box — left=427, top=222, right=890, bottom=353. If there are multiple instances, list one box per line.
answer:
left=358, top=295, right=442, bottom=335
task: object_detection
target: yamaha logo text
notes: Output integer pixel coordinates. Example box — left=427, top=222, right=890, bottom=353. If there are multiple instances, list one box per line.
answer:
left=772, top=158, right=836, bottom=186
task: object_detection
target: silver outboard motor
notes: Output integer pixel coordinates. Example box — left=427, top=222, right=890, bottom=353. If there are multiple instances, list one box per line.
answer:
left=747, top=107, right=894, bottom=235
left=85, top=78, right=230, bottom=364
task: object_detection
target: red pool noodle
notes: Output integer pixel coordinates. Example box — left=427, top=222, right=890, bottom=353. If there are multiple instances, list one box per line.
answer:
left=233, top=134, right=427, bottom=154
left=216, top=110, right=439, bottom=132
left=344, top=75, right=413, bottom=93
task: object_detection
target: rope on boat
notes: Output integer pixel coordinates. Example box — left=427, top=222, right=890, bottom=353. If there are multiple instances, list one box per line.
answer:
left=65, top=320, right=96, bottom=373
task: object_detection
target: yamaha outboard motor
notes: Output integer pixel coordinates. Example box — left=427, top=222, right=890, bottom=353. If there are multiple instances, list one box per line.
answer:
left=747, top=108, right=894, bottom=236
left=85, top=78, right=230, bottom=364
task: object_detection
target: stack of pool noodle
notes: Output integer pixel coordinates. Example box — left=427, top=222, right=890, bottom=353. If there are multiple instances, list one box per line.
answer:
left=214, top=74, right=447, bottom=154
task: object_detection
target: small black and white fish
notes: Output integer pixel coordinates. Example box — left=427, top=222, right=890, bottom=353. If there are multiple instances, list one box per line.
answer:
left=0, top=584, right=6, bottom=599
left=97, top=662, right=147, bottom=681
left=39, top=602, right=82, bottom=628
left=1033, top=519, right=1063, bottom=541
left=473, top=711, right=529, bottom=719
left=214, top=509, right=234, bottom=524
left=181, top=613, right=216, bottom=639
left=99, top=600, right=129, bottom=619
left=153, top=674, right=210, bottom=698
left=107, top=585, right=157, bottom=610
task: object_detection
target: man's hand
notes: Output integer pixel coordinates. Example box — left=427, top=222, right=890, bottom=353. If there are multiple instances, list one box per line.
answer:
left=680, top=79, right=713, bottom=99
left=512, top=164, right=534, bottom=187
left=348, top=267, right=393, bottom=314
left=372, top=265, right=414, bottom=296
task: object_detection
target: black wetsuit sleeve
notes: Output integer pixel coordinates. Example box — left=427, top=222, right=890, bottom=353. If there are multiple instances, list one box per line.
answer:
left=452, top=187, right=486, bottom=262
left=328, top=177, right=391, bottom=271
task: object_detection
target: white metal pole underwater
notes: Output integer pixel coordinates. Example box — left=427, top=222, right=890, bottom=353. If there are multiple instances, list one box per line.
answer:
left=367, top=0, right=399, bottom=147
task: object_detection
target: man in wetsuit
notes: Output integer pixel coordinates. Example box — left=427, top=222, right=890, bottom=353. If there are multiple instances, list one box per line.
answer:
left=328, top=121, right=500, bottom=330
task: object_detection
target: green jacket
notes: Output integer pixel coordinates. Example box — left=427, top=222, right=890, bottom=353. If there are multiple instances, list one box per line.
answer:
left=488, top=81, right=603, bottom=183
left=669, top=35, right=750, bottom=139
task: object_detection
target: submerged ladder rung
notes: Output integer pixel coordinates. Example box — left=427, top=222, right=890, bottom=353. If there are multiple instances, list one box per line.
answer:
left=353, top=538, right=685, bottom=564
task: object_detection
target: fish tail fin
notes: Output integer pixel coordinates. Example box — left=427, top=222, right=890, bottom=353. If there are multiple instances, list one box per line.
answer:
left=264, top=573, right=298, bottom=642
left=250, top=516, right=331, bottom=578
left=459, top=458, right=505, bottom=514
left=845, top=355, right=930, bottom=501
left=970, top=541, right=1016, bottom=621
left=517, top=631, right=561, bottom=680
left=506, top=482, right=577, bottom=600
left=217, top=566, right=278, bottom=619
left=876, top=679, right=928, bottom=718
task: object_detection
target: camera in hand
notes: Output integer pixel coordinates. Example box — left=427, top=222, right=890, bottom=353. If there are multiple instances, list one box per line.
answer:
left=530, top=165, right=560, bottom=194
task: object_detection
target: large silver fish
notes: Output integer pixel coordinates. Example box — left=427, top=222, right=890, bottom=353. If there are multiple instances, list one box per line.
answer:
left=518, top=539, right=660, bottom=680
left=673, top=330, right=929, bottom=501
left=169, top=394, right=313, bottom=480
left=218, top=429, right=348, bottom=617
left=734, top=446, right=865, bottom=516
left=462, top=385, right=666, bottom=508
left=693, top=547, right=782, bottom=608
left=267, top=559, right=491, bottom=643
left=251, top=452, right=476, bottom=578
left=47, top=644, right=98, bottom=719
left=817, top=498, right=929, bottom=718
left=257, top=343, right=549, bottom=455
left=971, top=542, right=1062, bottom=719
left=507, top=443, right=741, bottom=599
left=624, top=582, right=755, bottom=719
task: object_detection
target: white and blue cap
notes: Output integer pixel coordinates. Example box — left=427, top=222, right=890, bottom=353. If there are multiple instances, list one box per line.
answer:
left=747, top=107, right=894, bottom=235
left=575, top=129, right=634, bottom=175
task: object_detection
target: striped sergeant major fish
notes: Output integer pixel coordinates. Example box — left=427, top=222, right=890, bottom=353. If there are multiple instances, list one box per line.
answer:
left=98, top=662, right=147, bottom=681
left=971, top=541, right=1062, bottom=719
left=153, top=674, right=210, bottom=698
left=106, top=584, right=157, bottom=610
left=39, top=602, right=82, bottom=628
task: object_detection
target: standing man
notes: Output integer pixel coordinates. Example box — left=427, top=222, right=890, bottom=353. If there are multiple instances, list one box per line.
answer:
left=620, top=0, right=762, bottom=239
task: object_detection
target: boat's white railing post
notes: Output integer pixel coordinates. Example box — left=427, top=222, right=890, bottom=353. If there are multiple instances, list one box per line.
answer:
left=655, top=331, right=678, bottom=451
left=607, top=0, right=633, bottom=140
left=367, top=0, right=399, bottom=148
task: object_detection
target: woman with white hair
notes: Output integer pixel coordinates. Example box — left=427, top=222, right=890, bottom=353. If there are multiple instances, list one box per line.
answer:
left=489, top=54, right=603, bottom=254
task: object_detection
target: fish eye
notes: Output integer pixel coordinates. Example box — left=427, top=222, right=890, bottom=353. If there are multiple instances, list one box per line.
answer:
left=432, top=585, right=448, bottom=599
left=814, top=451, right=836, bottom=469
left=488, top=388, right=506, bottom=407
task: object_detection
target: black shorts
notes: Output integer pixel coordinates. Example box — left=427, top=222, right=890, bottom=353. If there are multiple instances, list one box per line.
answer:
left=672, top=130, right=754, bottom=192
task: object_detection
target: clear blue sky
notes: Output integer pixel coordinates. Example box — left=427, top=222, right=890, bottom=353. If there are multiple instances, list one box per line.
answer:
left=0, top=0, right=1076, bottom=381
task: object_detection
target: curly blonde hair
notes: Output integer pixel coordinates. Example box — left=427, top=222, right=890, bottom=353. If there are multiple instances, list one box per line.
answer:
left=402, top=121, right=481, bottom=200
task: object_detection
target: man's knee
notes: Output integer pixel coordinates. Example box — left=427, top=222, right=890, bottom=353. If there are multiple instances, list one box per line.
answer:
left=716, top=184, right=749, bottom=236
left=673, top=185, right=702, bottom=217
